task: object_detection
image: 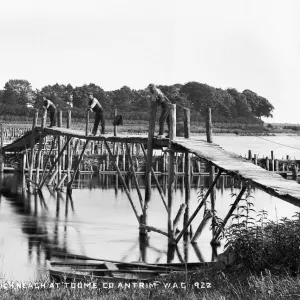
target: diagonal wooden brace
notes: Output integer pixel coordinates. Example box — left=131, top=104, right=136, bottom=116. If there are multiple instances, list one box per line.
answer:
left=175, top=169, right=222, bottom=244
left=67, top=139, right=89, bottom=190
left=140, top=144, right=168, bottom=211
left=211, top=185, right=247, bottom=244
left=39, top=136, right=71, bottom=189
left=125, top=142, right=144, bottom=211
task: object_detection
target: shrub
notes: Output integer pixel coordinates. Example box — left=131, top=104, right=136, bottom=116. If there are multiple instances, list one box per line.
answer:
left=222, top=188, right=300, bottom=275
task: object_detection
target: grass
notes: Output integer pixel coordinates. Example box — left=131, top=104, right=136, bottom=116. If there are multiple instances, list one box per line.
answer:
left=0, top=119, right=288, bottom=136
left=2, top=270, right=300, bottom=299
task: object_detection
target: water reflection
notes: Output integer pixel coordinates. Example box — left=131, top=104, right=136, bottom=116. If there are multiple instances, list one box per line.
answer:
left=0, top=172, right=299, bottom=281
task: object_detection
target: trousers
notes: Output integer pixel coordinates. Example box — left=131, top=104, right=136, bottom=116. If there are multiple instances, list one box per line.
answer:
left=158, top=103, right=170, bottom=135
left=49, top=108, right=56, bottom=126
left=92, top=109, right=105, bottom=134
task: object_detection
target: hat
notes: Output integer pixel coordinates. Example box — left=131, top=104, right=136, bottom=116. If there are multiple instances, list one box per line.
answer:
left=148, top=83, right=155, bottom=88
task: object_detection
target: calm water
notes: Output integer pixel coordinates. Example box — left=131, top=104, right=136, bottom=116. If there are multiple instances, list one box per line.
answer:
left=1, top=135, right=300, bottom=281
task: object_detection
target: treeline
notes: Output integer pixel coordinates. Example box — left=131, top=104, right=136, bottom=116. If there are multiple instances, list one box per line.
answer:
left=0, top=79, right=274, bottom=123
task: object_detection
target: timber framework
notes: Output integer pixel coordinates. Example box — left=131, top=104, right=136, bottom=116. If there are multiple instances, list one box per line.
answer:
left=1, top=105, right=300, bottom=261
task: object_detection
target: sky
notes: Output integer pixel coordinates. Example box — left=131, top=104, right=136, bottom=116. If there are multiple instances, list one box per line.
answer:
left=0, top=0, right=299, bottom=123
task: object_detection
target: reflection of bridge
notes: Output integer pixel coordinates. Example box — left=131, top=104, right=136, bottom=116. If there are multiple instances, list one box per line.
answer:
left=0, top=174, right=76, bottom=263
left=2, top=105, right=300, bottom=262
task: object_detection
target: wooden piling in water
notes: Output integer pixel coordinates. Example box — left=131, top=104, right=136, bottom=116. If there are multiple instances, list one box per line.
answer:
left=143, top=101, right=157, bottom=234
left=167, top=104, right=176, bottom=245
left=57, top=111, right=62, bottom=183
left=67, top=111, right=72, bottom=180
left=125, top=142, right=143, bottom=210
left=140, top=144, right=168, bottom=211
left=35, top=108, right=47, bottom=186
left=28, top=111, right=38, bottom=192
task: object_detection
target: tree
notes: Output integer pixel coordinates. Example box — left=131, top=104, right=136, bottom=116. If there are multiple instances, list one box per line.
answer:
left=2, top=79, right=35, bottom=106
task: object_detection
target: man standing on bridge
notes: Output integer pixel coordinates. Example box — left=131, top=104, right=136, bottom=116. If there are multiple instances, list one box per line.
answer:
left=87, top=92, right=105, bottom=136
left=42, top=95, right=57, bottom=127
left=148, top=83, right=171, bottom=138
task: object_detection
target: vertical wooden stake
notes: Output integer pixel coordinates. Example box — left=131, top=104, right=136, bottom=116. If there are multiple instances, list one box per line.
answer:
left=184, top=108, right=190, bottom=139
left=184, top=151, right=191, bottom=240
left=206, top=108, right=213, bottom=143
left=66, top=110, right=72, bottom=181
left=167, top=104, right=176, bottom=246
left=114, top=108, right=117, bottom=137
left=28, top=111, right=38, bottom=192
left=143, top=101, right=157, bottom=233
left=57, top=111, right=62, bottom=183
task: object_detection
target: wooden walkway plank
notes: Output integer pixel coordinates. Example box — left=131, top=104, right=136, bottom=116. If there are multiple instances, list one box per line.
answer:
left=173, top=137, right=300, bottom=206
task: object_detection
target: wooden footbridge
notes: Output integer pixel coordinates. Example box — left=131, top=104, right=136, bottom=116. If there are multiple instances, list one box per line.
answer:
left=1, top=104, right=300, bottom=261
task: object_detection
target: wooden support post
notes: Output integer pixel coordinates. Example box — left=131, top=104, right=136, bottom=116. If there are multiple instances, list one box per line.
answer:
left=125, top=142, right=144, bottom=211
left=39, top=137, right=71, bottom=189
left=248, top=150, right=252, bottom=161
left=85, top=110, right=90, bottom=136
left=266, top=157, right=269, bottom=171
left=143, top=101, right=157, bottom=231
left=141, top=144, right=168, bottom=211
left=184, top=108, right=190, bottom=138
left=275, top=159, right=279, bottom=172
left=211, top=186, right=247, bottom=244
left=175, top=169, right=222, bottom=244
left=173, top=203, right=186, bottom=232
left=184, top=151, right=191, bottom=239
left=104, top=140, right=140, bottom=222
left=28, top=111, right=38, bottom=192
left=168, top=104, right=176, bottom=244
left=270, top=151, right=274, bottom=171
left=67, top=111, right=72, bottom=181
left=191, top=210, right=212, bottom=243
left=254, top=154, right=257, bottom=165
left=57, top=111, right=62, bottom=183
left=206, top=108, right=213, bottom=143
left=114, top=108, right=117, bottom=137
left=292, top=165, right=298, bottom=180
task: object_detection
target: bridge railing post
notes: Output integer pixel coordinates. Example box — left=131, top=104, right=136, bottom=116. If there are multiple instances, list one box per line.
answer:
left=167, top=104, right=176, bottom=252
left=206, top=107, right=213, bottom=143
left=114, top=108, right=117, bottom=137
left=183, top=108, right=190, bottom=139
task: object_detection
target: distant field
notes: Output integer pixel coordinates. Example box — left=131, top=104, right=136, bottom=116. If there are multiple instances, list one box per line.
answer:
left=2, top=117, right=300, bottom=136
